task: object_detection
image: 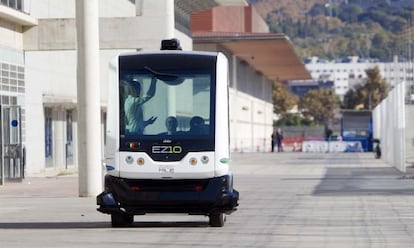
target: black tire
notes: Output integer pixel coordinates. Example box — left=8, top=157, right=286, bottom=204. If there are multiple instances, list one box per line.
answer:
left=209, top=213, right=225, bottom=227
left=111, top=213, right=134, bottom=227
left=374, top=146, right=381, bottom=159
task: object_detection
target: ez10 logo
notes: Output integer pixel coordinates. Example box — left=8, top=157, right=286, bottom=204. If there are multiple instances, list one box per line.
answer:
left=152, top=145, right=183, bottom=154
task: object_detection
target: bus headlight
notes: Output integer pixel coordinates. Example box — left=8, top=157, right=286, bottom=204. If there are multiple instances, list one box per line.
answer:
left=125, top=156, right=134, bottom=164
left=201, top=156, right=209, bottom=164
left=137, top=157, right=145, bottom=166
left=189, top=157, right=197, bottom=166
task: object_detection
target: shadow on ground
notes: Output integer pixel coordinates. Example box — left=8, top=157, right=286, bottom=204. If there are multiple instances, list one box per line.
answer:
left=312, top=167, right=414, bottom=196
left=0, top=221, right=209, bottom=229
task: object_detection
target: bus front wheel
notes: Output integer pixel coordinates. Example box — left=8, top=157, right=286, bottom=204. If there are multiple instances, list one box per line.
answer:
left=209, top=213, right=225, bottom=227
left=111, top=213, right=134, bottom=227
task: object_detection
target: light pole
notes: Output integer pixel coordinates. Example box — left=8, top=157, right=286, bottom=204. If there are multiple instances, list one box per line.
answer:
left=75, top=0, right=102, bottom=197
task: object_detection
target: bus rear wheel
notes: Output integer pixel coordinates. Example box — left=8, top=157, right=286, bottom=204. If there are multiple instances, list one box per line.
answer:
left=111, top=213, right=134, bottom=227
left=209, top=213, right=225, bottom=227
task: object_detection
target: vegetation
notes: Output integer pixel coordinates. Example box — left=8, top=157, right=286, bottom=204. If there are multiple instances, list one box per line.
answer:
left=249, top=0, right=414, bottom=61
left=299, top=89, right=340, bottom=125
left=272, top=80, right=298, bottom=118
left=342, top=66, right=389, bottom=110
left=254, top=0, right=396, bottom=126
left=275, top=113, right=315, bottom=127
left=272, top=85, right=340, bottom=127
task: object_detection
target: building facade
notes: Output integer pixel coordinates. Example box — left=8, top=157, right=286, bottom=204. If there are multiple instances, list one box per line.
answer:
left=1, top=0, right=308, bottom=179
left=305, top=56, right=414, bottom=102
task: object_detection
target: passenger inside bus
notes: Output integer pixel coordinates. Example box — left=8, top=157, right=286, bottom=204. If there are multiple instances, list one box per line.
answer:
left=159, top=116, right=178, bottom=135
left=122, top=77, right=157, bottom=134
left=189, top=116, right=208, bottom=135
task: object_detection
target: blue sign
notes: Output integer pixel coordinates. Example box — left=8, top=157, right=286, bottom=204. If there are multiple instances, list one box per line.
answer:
left=11, top=120, right=18, bottom=127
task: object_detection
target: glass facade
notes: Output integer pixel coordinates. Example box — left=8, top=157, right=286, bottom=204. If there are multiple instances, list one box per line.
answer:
left=0, top=62, right=25, bottom=143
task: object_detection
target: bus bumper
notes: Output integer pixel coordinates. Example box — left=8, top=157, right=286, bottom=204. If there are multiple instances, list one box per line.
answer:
left=97, top=175, right=239, bottom=216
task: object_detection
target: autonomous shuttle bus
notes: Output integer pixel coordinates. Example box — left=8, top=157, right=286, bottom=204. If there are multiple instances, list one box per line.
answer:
left=97, top=39, right=239, bottom=227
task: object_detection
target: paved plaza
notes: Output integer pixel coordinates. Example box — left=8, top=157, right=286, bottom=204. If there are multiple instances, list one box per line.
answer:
left=1, top=152, right=414, bottom=247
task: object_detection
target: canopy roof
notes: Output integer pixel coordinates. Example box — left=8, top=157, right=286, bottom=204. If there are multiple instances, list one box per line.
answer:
left=193, top=32, right=311, bottom=82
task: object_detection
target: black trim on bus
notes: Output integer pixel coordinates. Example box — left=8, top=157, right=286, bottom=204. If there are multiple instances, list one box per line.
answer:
left=97, top=174, right=239, bottom=216
left=119, top=138, right=214, bottom=161
left=118, top=53, right=218, bottom=162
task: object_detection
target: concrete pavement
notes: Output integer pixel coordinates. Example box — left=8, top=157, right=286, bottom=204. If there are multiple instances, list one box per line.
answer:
left=1, top=152, right=414, bottom=247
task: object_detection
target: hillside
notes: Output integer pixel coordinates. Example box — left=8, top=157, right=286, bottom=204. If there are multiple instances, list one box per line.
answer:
left=248, top=0, right=414, bottom=61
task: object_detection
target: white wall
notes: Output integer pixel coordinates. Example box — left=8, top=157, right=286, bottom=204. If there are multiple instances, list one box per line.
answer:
left=23, top=48, right=134, bottom=174
left=229, top=89, right=273, bottom=152
left=22, top=0, right=180, bottom=174
left=24, top=1, right=177, bottom=51
left=27, top=51, right=77, bottom=98
left=23, top=0, right=261, bottom=175
left=24, top=52, right=47, bottom=174
left=373, top=81, right=406, bottom=172
left=0, top=19, right=23, bottom=50
left=27, top=0, right=135, bottom=18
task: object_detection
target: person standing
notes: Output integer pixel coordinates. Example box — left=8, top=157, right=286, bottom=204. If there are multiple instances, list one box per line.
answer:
left=271, top=130, right=277, bottom=152
left=123, top=77, right=157, bottom=134
left=275, top=128, right=284, bottom=152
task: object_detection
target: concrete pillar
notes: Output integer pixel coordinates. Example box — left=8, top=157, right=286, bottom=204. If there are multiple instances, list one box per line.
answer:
left=143, top=0, right=174, bottom=38
left=75, top=0, right=102, bottom=197
left=53, top=108, right=66, bottom=170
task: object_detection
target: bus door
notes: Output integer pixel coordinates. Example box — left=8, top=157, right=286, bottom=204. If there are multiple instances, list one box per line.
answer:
left=0, top=105, right=23, bottom=184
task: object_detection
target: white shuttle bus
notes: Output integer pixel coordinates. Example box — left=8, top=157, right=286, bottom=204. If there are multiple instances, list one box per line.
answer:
left=97, top=39, right=239, bottom=227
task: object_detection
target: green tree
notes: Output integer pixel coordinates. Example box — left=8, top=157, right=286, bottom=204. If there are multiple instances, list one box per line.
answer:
left=275, top=113, right=315, bottom=127
left=341, top=66, right=388, bottom=110
left=360, top=66, right=388, bottom=109
left=342, top=88, right=360, bottom=109
left=299, top=89, right=339, bottom=125
left=272, top=81, right=298, bottom=118
left=338, top=3, right=362, bottom=23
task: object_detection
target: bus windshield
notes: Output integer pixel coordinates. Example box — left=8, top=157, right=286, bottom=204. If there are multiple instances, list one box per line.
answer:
left=117, top=53, right=217, bottom=157
left=120, top=70, right=213, bottom=138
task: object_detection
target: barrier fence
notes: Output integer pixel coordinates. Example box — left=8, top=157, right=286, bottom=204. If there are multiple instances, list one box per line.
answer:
left=231, top=136, right=364, bottom=153
left=373, top=81, right=406, bottom=172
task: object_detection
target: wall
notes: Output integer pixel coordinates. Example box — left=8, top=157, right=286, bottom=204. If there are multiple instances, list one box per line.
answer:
left=373, top=81, right=406, bottom=172
left=190, top=8, right=213, bottom=32
left=191, top=5, right=268, bottom=33
left=21, top=0, right=185, bottom=175
left=246, top=5, right=268, bottom=33
left=0, top=19, right=23, bottom=50
left=229, top=89, right=273, bottom=152
left=213, top=6, right=245, bottom=32
left=405, top=105, right=414, bottom=167
left=27, top=0, right=135, bottom=18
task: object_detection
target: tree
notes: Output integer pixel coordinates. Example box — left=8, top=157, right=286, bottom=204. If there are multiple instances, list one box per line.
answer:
left=272, top=81, right=298, bottom=118
left=275, top=113, right=315, bottom=126
left=341, top=66, right=388, bottom=110
left=342, top=88, right=360, bottom=109
left=338, top=3, right=362, bottom=23
left=360, top=66, right=388, bottom=109
left=299, top=89, right=339, bottom=125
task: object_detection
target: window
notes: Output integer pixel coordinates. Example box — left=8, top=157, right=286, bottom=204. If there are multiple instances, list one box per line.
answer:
left=66, top=110, right=74, bottom=166
left=120, top=72, right=212, bottom=137
left=0, top=63, right=25, bottom=94
left=1, top=0, right=23, bottom=11
left=45, top=107, right=53, bottom=168
left=117, top=53, right=217, bottom=160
